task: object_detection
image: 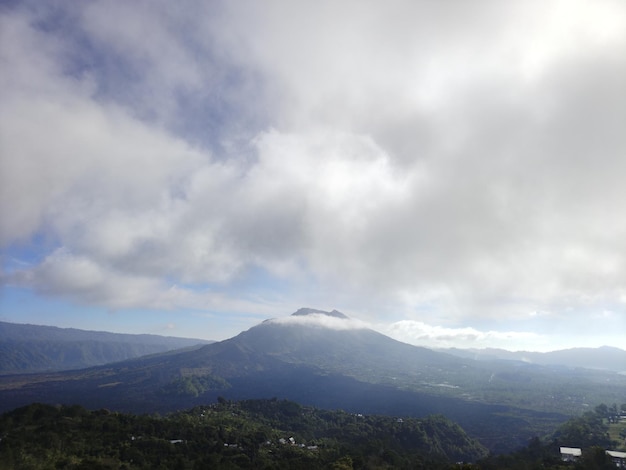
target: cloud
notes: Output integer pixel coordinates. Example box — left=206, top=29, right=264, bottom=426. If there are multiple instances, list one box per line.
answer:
left=13, top=249, right=174, bottom=309
left=265, top=313, right=553, bottom=351
left=1, top=1, right=625, bottom=345
left=0, top=9, right=206, bottom=244
left=198, top=0, right=626, bottom=322
left=5, top=248, right=287, bottom=320
left=267, top=313, right=370, bottom=331
left=383, top=320, right=546, bottom=351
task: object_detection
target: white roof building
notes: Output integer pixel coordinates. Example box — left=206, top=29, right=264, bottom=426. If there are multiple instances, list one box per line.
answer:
left=560, top=447, right=581, bottom=462
left=606, top=450, right=626, bottom=467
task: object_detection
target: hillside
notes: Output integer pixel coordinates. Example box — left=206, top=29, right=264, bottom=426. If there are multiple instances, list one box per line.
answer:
left=0, top=399, right=487, bottom=469
left=0, top=321, right=211, bottom=374
left=4, top=400, right=625, bottom=469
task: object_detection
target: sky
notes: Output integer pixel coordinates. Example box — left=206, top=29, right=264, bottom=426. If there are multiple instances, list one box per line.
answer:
left=1, top=0, right=625, bottom=352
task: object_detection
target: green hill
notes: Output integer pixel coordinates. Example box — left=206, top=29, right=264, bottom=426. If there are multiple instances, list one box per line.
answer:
left=0, top=399, right=487, bottom=469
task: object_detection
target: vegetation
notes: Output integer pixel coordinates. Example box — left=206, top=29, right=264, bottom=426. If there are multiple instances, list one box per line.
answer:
left=0, top=399, right=487, bottom=470
left=3, top=399, right=626, bottom=469
left=160, top=374, right=231, bottom=397
left=478, top=403, right=626, bottom=469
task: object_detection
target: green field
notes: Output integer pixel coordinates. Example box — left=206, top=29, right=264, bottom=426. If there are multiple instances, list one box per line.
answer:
left=608, top=420, right=626, bottom=451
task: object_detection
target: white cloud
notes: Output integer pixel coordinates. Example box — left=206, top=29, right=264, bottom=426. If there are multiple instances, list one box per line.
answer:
left=383, top=320, right=548, bottom=351
left=6, top=248, right=287, bottom=318
left=1, top=1, right=626, bottom=349
left=10, top=249, right=174, bottom=309
left=267, top=313, right=370, bottom=331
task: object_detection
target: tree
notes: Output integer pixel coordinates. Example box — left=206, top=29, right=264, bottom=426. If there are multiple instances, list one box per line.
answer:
left=332, top=456, right=353, bottom=469
left=576, top=446, right=614, bottom=470
left=595, top=404, right=609, bottom=418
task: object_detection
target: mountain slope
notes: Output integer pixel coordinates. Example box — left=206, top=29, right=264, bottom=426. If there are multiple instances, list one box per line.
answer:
left=226, top=312, right=466, bottom=389
left=0, top=321, right=211, bottom=374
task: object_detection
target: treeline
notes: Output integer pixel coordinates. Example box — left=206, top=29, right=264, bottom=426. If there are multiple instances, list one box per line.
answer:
left=0, top=399, right=486, bottom=469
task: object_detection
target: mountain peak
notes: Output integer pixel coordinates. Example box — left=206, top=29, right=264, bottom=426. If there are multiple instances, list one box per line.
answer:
left=291, top=308, right=349, bottom=319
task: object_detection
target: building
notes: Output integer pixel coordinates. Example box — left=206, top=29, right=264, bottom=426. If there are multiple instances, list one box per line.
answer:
left=560, top=447, right=581, bottom=462
left=606, top=450, right=626, bottom=468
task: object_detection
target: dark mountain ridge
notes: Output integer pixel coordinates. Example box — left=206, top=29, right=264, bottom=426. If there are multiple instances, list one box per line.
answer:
left=0, top=321, right=211, bottom=374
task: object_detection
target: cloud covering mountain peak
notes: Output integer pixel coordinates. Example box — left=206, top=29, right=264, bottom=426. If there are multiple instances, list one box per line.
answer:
left=1, top=0, right=624, bottom=350
left=266, top=309, right=367, bottom=331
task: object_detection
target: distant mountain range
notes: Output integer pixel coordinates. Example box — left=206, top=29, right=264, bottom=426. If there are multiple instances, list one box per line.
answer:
left=440, top=346, right=626, bottom=373
left=0, top=321, right=211, bottom=374
left=0, top=309, right=624, bottom=454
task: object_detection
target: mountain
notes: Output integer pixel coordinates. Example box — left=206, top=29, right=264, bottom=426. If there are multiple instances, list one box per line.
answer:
left=291, top=307, right=349, bottom=318
left=441, top=346, right=626, bottom=372
left=229, top=309, right=464, bottom=380
left=0, top=321, right=211, bottom=374
left=0, top=308, right=624, bottom=454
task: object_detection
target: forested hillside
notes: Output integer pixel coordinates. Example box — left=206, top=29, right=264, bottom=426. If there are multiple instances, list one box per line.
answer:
left=2, top=399, right=625, bottom=469
left=0, top=399, right=487, bottom=469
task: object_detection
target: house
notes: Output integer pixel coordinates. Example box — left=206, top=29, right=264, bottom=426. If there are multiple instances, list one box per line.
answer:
left=606, top=450, right=626, bottom=468
left=560, top=447, right=581, bottom=462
